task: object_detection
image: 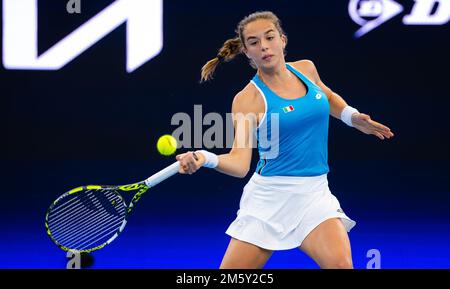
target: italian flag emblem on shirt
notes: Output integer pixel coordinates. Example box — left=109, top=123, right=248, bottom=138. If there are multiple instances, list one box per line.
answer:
left=282, top=105, right=294, bottom=113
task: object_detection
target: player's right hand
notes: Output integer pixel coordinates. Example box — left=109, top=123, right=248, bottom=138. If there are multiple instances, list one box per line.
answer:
left=176, top=151, right=205, bottom=174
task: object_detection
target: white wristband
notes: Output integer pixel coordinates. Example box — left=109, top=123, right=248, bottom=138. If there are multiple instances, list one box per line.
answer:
left=341, top=106, right=359, bottom=127
left=198, top=150, right=219, bottom=168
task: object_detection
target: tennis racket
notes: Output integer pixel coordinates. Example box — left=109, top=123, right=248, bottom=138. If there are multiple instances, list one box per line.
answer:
left=45, top=161, right=180, bottom=253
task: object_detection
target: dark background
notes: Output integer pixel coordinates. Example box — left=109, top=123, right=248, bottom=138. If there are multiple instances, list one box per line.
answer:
left=1, top=0, right=449, bottom=268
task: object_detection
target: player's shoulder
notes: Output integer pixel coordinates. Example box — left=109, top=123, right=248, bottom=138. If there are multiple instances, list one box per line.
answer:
left=288, top=59, right=319, bottom=82
left=288, top=59, right=316, bottom=70
left=231, top=82, right=263, bottom=113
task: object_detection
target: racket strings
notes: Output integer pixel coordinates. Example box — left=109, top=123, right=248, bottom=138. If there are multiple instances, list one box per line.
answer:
left=51, top=201, right=124, bottom=245
left=47, top=189, right=126, bottom=251
left=51, top=189, right=121, bottom=218
left=49, top=191, right=119, bottom=234
left=49, top=191, right=125, bottom=250
left=49, top=191, right=106, bottom=229
left=56, top=206, right=125, bottom=244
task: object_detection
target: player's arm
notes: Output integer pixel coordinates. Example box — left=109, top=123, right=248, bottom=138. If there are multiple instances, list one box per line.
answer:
left=213, top=90, right=255, bottom=178
left=176, top=89, right=256, bottom=178
left=292, top=59, right=394, bottom=140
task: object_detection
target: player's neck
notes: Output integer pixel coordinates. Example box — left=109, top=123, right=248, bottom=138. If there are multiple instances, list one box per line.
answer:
left=258, top=61, right=291, bottom=87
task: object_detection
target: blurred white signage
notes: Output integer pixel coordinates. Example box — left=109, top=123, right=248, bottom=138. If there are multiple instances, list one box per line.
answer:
left=2, top=0, right=163, bottom=72
left=349, top=0, right=449, bottom=37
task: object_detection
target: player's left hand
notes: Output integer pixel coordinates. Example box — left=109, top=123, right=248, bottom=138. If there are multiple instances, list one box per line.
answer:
left=351, top=113, right=394, bottom=140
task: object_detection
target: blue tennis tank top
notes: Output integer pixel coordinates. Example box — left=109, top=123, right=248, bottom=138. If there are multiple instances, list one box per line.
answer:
left=252, top=63, right=330, bottom=176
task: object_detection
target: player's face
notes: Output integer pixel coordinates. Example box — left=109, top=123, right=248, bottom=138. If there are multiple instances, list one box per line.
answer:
left=242, top=19, right=286, bottom=70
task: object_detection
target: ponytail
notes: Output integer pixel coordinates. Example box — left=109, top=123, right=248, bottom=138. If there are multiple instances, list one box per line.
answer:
left=201, top=11, right=286, bottom=83
left=200, top=37, right=242, bottom=83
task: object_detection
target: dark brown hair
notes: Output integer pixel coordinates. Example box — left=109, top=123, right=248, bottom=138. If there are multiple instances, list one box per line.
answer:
left=200, top=11, right=286, bottom=82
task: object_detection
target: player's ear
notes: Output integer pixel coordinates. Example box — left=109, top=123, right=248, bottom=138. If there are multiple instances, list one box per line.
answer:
left=281, top=34, right=287, bottom=49
left=242, top=46, right=250, bottom=59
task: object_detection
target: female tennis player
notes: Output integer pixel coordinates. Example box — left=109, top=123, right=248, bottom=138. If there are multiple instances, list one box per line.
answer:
left=176, top=11, right=394, bottom=269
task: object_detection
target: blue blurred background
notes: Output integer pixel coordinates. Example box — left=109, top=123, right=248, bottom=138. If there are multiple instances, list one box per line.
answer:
left=1, top=0, right=449, bottom=268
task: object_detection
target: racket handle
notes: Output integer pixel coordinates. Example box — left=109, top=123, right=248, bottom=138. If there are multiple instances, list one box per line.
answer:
left=144, top=161, right=180, bottom=187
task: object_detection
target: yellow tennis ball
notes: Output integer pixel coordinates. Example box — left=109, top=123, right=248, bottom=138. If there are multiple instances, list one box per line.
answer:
left=157, top=135, right=177, bottom=156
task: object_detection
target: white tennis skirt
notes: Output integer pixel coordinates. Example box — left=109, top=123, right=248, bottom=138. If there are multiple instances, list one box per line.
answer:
left=225, top=172, right=356, bottom=250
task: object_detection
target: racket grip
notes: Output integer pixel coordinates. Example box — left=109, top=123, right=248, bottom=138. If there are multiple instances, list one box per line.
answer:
left=144, top=161, right=180, bottom=187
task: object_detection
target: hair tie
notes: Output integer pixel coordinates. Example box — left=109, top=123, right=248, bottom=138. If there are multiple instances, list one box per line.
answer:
left=217, top=54, right=224, bottom=62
